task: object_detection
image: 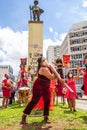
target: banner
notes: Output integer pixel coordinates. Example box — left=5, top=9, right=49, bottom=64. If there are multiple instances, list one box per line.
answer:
left=63, top=55, right=70, bottom=67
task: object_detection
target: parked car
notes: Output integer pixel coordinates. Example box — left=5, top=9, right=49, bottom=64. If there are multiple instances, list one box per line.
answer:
left=77, top=91, right=83, bottom=98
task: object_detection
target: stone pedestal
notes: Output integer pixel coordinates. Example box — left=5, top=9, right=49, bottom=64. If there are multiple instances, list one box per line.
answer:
left=28, top=21, right=43, bottom=76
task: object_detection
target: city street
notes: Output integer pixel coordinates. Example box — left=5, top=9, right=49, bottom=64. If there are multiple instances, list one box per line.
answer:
left=76, top=96, right=87, bottom=111
left=0, top=96, right=87, bottom=111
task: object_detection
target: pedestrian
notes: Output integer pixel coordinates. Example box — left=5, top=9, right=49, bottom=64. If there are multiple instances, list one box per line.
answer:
left=9, top=82, right=16, bottom=104
left=2, top=74, right=12, bottom=108
left=65, top=69, right=80, bottom=112
left=21, top=56, right=64, bottom=124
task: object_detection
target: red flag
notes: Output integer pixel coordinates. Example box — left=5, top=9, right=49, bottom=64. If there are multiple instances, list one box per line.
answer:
left=63, top=55, right=70, bottom=67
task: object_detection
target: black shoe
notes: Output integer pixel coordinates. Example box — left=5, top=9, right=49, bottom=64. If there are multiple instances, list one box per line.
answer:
left=73, top=109, right=77, bottom=112
left=70, top=109, right=72, bottom=112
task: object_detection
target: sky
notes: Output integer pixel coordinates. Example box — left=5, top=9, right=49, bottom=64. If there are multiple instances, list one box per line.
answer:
left=0, top=0, right=87, bottom=75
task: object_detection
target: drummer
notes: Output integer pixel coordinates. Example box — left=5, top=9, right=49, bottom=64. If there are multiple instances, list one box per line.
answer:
left=21, top=74, right=28, bottom=87
left=17, top=73, right=29, bottom=104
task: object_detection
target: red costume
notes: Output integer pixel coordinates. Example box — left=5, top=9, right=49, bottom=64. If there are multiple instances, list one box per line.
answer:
left=83, top=71, right=87, bottom=95
left=2, top=79, right=11, bottom=98
left=56, top=69, right=64, bottom=96
left=56, top=81, right=64, bottom=96
left=65, top=78, right=76, bottom=99
left=34, top=79, right=56, bottom=110
left=23, top=74, right=51, bottom=116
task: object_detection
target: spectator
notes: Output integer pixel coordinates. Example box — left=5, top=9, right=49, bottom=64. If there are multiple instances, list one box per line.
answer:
left=9, top=82, right=16, bottom=104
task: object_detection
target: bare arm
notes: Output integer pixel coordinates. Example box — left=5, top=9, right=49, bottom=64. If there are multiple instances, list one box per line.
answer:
left=76, top=65, right=84, bottom=76
left=52, top=61, right=58, bottom=66
left=74, top=65, right=81, bottom=80
left=39, top=67, right=56, bottom=80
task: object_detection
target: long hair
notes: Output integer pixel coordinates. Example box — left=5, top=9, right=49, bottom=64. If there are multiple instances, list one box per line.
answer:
left=56, top=58, right=63, bottom=78
left=37, top=56, right=43, bottom=73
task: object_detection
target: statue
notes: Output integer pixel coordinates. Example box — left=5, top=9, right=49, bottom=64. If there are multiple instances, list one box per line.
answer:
left=29, top=0, right=44, bottom=21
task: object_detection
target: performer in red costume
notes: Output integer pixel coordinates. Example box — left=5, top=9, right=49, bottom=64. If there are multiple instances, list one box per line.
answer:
left=79, top=55, right=87, bottom=95
left=21, top=56, right=64, bottom=124
left=17, top=58, right=29, bottom=89
left=55, top=58, right=65, bottom=105
left=2, top=74, right=12, bottom=108
left=65, top=70, right=80, bottom=112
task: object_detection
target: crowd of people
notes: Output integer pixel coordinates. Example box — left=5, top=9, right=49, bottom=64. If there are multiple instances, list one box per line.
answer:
left=0, top=54, right=87, bottom=125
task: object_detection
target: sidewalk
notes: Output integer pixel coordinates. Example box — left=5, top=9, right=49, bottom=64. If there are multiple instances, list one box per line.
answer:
left=79, top=95, right=87, bottom=100
left=82, top=95, right=87, bottom=99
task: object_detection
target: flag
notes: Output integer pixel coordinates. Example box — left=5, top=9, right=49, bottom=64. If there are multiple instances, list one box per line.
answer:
left=63, top=55, right=70, bottom=67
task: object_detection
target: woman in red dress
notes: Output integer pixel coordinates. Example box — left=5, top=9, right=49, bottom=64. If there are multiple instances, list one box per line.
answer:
left=2, top=74, right=12, bottom=108
left=21, top=56, right=64, bottom=124
left=65, top=70, right=80, bottom=112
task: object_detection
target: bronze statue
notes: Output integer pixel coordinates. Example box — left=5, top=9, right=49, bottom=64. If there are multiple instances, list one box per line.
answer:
left=29, top=0, right=44, bottom=21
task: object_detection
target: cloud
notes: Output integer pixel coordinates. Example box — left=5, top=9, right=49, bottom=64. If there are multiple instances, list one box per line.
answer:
left=0, top=27, right=28, bottom=75
left=59, top=33, right=67, bottom=41
left=0, top=26, right=66, bottom=75
left=49, top=27, right=53, bottom=33
left=49, top=27, right=59, bottom=41
left=43, top=32, right=67, bottom=57
left=82, top=0, right=87, bottom=7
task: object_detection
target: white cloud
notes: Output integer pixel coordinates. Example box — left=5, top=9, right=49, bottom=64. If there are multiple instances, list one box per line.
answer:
left=49, top=27, right=59, bottom=41
left=59, top=33, right=67, bottom=41
left=82, top=0, right=87, bottom=7
left=0, top=27, right=28, bottom=75
left=43, top=32, right=67, bottom=57
left=49, top=27, right=53, bottom=33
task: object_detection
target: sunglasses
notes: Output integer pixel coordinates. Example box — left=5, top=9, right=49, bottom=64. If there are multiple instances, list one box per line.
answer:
left=57, top=65, right=63, bottom=67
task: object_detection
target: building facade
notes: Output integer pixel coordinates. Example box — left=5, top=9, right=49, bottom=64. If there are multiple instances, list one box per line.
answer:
left=47, top=45, right=60, bottom=64
left=0, top=65, right=14, bottom=82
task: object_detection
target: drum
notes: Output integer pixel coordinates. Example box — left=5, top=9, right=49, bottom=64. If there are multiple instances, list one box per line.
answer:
left=18, top=86, right=30, bottom=104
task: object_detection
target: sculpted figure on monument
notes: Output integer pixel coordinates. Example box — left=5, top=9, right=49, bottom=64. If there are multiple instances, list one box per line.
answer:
left=29, top=0, right=44, bottom=21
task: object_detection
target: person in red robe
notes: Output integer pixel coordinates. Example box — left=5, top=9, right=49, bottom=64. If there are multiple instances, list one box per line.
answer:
left=2, top=74, right=12, bottom=108
left=21, top=56, right=65, bottom=124
left=55, top=58, right=65, bottom=105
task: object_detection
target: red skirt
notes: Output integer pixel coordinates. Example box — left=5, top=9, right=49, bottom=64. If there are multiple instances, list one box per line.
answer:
left=34, top=79, right=56, bottom=110
left=2, top=87, right=11, bottom=98
left=55, top=85, right=64, bottom=96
